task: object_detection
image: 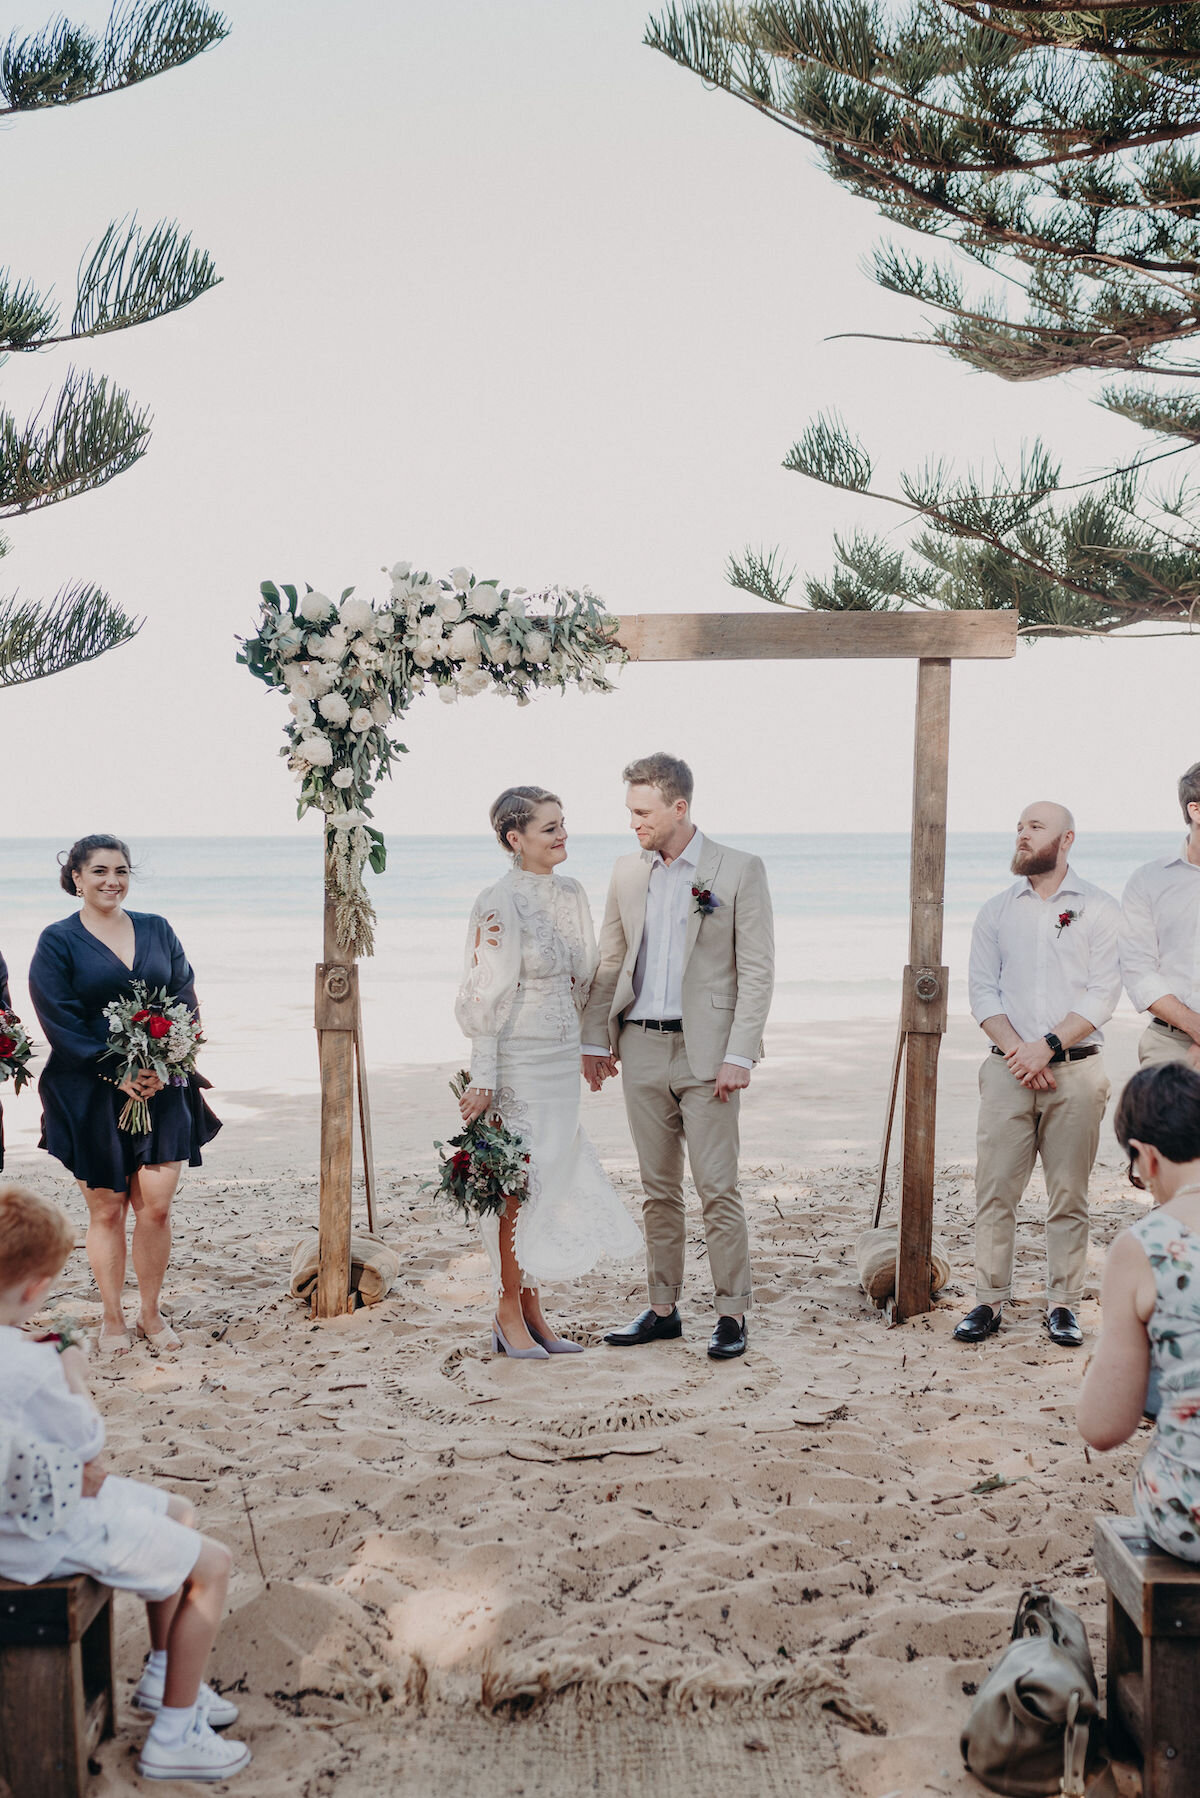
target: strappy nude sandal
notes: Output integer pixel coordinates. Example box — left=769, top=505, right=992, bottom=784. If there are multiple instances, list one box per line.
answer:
left=136, top=1314, right=181, bottom=1353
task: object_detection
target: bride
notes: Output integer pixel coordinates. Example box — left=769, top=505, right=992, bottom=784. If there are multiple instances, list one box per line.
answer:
left=455, top=786, right=642, bottom=1357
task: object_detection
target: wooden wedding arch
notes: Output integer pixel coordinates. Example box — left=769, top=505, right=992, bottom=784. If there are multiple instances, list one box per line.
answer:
left=312, top=606, right=1017, bottom=1323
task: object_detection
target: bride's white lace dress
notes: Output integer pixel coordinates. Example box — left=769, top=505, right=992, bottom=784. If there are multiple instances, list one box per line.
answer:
left=455, top=867, right=642, bottom=1287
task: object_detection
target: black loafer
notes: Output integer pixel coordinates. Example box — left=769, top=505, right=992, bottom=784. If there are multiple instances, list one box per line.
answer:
left=953, top=1304, right=1002, bottom=1343
left=1046, top=1306, right=1083, bottom=1348
left=603, top=1306, right=682, bottom=1347
left=707, top=1315, right=747, bottom=1360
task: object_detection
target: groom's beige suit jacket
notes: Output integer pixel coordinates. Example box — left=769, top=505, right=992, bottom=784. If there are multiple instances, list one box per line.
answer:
left=580, top=836, right=774, bottom=1080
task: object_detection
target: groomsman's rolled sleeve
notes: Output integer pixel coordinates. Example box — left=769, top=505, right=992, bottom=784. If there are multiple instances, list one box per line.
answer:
left=1120, top=866, right=1172, bottom=1013
left=968, top=900, right=1005, bottom=1026
left=1080, top=901, right=1123, bottom=1029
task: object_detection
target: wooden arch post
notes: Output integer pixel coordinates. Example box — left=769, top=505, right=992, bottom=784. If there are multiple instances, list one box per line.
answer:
left=615, top=609, right=1017, bottom=1322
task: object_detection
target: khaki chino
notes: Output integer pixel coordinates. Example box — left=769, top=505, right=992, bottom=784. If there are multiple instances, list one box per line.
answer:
left=974, top=1050, right=1110, bottom=1310
left=618, top=1021, right=751, bottom=1317
left=1138, top=1020, right=1198, bottom=1067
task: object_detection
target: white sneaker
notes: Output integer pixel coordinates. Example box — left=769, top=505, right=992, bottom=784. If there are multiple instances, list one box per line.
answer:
left=138, top=1716, right=251, bottom=1782
left=133, top=1667, right=240, bottom=1728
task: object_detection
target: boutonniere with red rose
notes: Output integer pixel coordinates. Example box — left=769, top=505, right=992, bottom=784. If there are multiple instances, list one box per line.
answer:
left=692, top=885, right=719, bottom=918
left=1055, top=908, right=1080, bottom=937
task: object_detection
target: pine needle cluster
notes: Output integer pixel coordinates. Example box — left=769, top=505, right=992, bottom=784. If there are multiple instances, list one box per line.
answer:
left=646, top=3, right=1200, bottom=638
left=0, top=0, right=227, bottom=688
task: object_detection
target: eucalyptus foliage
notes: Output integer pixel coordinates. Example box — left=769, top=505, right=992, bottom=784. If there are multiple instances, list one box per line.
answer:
left=0, top=0, right=227, bottom=688
left=645, top=2, right=1200, bottom=638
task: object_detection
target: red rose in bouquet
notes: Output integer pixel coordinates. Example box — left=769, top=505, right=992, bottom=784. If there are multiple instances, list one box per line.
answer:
left=147, top=1016, right=172, bottom=1040
left=101, top=981, right=206, bottom=1134
left=0, top=1010, right=36, bottom=1095
left=430, top=1072, right=531, bottom=1221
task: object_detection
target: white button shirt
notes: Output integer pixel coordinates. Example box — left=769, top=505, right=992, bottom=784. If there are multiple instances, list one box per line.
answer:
left=1120, top=843, right=1200, bottom=1013
left=968, top=868, right=1122, bottom=1046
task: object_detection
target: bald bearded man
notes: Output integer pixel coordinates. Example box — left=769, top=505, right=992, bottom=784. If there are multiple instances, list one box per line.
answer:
left=956, top=803, right=1122, bottom=1348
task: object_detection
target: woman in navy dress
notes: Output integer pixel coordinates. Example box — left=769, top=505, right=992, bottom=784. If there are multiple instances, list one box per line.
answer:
left=28, top=836, right=220, bottom=1357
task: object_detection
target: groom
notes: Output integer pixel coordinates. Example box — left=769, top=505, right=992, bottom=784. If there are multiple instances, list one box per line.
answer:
left=581, top=753, right=774, bottom=1360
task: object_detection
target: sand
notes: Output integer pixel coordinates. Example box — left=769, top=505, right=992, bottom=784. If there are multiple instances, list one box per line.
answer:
left=1, top=1012, right=1154, bottom=1797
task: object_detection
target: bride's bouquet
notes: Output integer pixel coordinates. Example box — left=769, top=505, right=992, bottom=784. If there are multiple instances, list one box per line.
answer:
left=100, top=982, right=206, bottom=1135
left=431, top=1071, right=531, bottom=1222
left=0, top=1009, right=35, bottom=1093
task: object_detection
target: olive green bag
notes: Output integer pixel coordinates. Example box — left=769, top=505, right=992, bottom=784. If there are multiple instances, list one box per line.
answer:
left=961, top=1589, right=1098, bottom=1797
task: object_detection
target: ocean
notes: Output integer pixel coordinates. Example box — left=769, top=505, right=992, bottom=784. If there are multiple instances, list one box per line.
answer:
left=0, top=832, right=1178, bottom=1094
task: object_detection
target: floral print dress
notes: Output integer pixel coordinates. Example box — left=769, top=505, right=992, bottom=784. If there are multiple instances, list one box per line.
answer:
left=1132, top=1204, right=1200, bottom=1561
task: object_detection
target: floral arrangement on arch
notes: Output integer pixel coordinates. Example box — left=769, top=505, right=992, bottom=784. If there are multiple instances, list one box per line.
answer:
left=239, top=562, right=625, bottom=956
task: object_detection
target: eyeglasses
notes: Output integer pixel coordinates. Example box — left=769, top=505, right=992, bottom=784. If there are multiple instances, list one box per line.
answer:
left=1127, top=1146, right=1146, bottom=1192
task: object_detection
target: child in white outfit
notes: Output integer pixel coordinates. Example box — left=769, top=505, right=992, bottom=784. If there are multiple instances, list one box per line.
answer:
left=0, top=1182, right=250, bottom=1783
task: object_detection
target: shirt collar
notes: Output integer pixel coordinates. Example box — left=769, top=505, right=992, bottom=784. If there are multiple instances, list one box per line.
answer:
left=1165, top=839, right=1200, bottom=871
left=1016, top=864, right=1085, bottom=900
left=652, top=828, right=703, bottom=872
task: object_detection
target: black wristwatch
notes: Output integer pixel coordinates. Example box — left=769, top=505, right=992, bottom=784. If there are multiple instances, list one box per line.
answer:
left=1043, top=1032, right=1063, bottom=1057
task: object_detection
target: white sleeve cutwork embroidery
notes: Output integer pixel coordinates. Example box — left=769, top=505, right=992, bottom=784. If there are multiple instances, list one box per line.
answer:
left=455, top=888, right=522, bottom=1088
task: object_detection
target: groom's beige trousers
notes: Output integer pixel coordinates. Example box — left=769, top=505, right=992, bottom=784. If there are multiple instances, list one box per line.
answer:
left=619, top=1022, right=751, bottom=1317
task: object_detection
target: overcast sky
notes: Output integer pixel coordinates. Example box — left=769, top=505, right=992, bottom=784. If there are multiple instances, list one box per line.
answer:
left=3, top=0, right=1194, bottom=844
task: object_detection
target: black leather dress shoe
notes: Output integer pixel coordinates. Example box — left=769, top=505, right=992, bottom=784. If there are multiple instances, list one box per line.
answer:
left=953, top=1304, right=1002, bottom=1343
left=708, top=1315, right=747, bottom=1359
left=603, top=1306, right=682, bottom=1347
left=1046, top=1306, right=1083, bottom=1347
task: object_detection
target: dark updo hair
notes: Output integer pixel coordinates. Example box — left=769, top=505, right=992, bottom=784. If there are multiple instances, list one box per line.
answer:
left=58, top=835, right=133, bottom=898
left=1115, top=1062, right=1200, bottom=1166
left=489, top=787, right=561, bottom=856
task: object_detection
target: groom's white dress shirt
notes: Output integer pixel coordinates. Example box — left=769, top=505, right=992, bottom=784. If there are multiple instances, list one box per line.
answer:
left=968, top=867, right=1121, bottom=1046
left=1121, top=843, right=1200, bottom=1012
left=582, top=829, right=753, bottom=1069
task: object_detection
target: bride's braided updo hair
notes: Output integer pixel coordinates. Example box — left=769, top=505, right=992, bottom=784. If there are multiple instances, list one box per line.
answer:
left=490, top=786, right=561, bottom=857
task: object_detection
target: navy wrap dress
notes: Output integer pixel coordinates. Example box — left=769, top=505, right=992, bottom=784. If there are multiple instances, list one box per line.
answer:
left=28, top=912, right=221, bottom=1193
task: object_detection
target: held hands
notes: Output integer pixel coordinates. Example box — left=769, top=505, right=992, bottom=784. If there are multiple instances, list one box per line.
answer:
left=714, top=1062, right=751, bottom=1103
left=582, top=1054, right=618, bottom=1093
left=120, top=1069, right=163, bottom=1101
left=1005, top=1039, right=1057, bottom=1091
left=459, top=1086, right=494, bottom=1125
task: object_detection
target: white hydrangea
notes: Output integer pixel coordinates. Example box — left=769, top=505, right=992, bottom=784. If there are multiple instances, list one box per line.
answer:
left=166, top=1021, right=193, bottom=1064
left=299, top=590, right=334, bottom=622
left=332, top=768, right=354, bottom=788
left=339, top=596, right=375, bottom=635
left=448, top=565, right=472, bottom=591
left=447, top=621, right=480, bottom=661
left=318, top=691, right=352, bottom=726
left=289, top=697, right=315, bottom=727
left=299, top=733, right=334, bottom=766
left=330, top=808, right=365, bottom=829
left=349, top=708, right=373, bottom=733
left=484, top=631, right=508, bottom=662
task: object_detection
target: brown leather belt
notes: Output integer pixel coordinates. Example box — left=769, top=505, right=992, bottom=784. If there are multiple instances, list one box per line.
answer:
left=991, top=1044, right=1100, bottom=1064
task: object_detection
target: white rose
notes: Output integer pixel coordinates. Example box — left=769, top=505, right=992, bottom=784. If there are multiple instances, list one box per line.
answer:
left=437, top=593, right=463, bottom=622
left=284, top=666, right=315, bottom=697
left=289, top=697, right=315, bottom=727
left=352, top=639, right=379, bottom=665
left=390, top=561, right=412, bottom=581
left=507, top=644, right=524, bottom=667
left=523, top=630, right=550, bottom=663
left=332, top=768, right=355, bottom=789
left=437, top=684, right=457, bottom=704
left=484, top=631, right=508, bottom=662
left=448, top=565, right=472, bottom=591
left=349, top=708, right=373, bottom=733
left=447, top=620, right=480, bottom=661
left=412, top=642, right=436, bottom=669
left=496, top=610, right=512, bottom=629
left=308, top=663, right=337, bottom=696
left=318, top=691, right=351, bottom=726
left=299, top=590, right=334, bottom=622
left=460, top=667, right=491, bottom=697
left=331, top=808, right=365, bottom=829
left=299, top=732, right=334, bottom=766
left=507, top=592, right=527, bottom=617
left=374, top=611, right=395, bottom=636
left=340, top=596, right=375, bottom=634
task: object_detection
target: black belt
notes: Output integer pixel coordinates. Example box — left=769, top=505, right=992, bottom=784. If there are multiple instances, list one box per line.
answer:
left=991, top=1044, right=1101, bottom=1064
left=1153, top=1019, right=1192, bottom=1038
left=630, top=1018, right=683, bottom=1033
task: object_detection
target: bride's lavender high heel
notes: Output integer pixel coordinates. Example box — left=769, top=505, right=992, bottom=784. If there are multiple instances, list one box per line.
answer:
left=491, top=1316, right=550, bottom=1359
left=525, top=1320, right=585, bottom=1355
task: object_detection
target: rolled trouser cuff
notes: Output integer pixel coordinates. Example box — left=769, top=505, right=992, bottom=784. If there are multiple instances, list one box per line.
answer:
left=975, top=1289, right=1011, bottom=1307
left=716, top=1292, right=752, bottom=1316
left=647, top=1283, right=682, bottom=1306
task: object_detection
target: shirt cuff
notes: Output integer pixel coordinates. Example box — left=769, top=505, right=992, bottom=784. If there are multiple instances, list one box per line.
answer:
left=581, top=1045, right=611, bottom=1058
left=723, top=1054, right=754, bottom=1071
left=1128, top=980, right=1173, bottom=1015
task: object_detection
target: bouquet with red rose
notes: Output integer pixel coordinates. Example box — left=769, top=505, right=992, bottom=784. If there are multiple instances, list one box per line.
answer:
left=430, top=1070, right=531, bottom=1222
left=0, top=1009, right=36, bottom=1094
left=100, top=981, right=206, bottom=1134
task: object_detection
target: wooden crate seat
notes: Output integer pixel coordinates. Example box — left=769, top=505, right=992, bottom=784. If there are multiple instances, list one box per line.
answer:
left=1094, top=1515, right=1200, bottom=1798
left=0, top=1573, right=114, bottom=1798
